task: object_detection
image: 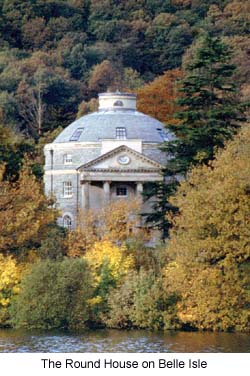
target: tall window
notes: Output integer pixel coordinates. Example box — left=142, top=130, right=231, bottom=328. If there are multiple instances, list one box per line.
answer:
left=63, top=154, right=72, bottom=164
left=63, top=181, right=73, bottom=197
left=116, top=127, right=127, bottom=140
left=70, top=128, right=84, bottom=141
left=63, top=215, right=72, bottom=230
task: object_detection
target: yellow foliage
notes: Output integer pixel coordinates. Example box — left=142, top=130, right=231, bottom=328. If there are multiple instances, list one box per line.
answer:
left=87, top=296, right=103, bottom=306
left=168, top=126, right=250, bottom=265
left=165, top=126, right=250, bottom=331
left=98, top=199, right=141, bottom=243
left=84, top=240, right=134, bottom=286
left=0, top=254, right=22, bottom=308
left=0, top=161, right=57, bottom=252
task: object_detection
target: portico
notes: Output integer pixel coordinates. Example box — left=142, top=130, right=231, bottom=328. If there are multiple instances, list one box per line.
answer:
left=77, top=145, right=163, bottom=211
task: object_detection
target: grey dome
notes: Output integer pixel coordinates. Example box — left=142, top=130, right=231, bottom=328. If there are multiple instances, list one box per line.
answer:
left=53, top=109, right=174, bottom=144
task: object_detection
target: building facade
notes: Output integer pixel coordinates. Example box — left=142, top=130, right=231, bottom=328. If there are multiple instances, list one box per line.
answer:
left=44, top=92, right=174, bottom=230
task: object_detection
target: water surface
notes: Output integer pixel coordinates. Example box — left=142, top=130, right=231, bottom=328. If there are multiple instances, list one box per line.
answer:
left=0, top=329, right=249, bottom=353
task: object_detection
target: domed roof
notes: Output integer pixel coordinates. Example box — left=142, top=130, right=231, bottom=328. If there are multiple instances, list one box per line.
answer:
left=53, top=92, right=174, bottom=144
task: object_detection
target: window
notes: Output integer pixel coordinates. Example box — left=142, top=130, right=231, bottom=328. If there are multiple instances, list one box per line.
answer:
left=116, top=127, right=127, bottom=140
left=63, top=154, right=72, bottom=164
left=116, top=186, right=128, bottom=197
left=63, top=215, right=72, bottom=230
left=157, top=128, right=169, bottom=141
left=114, top=100, right=124, bottom=107
left=63, top=181, right=73, bottom=197
left=70, top=128, right=84, bottom=141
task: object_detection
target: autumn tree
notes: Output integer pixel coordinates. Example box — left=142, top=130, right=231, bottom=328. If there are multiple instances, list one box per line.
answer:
left=77, top=98, right=98, bottom=118
left=0, top=254, right=23, bottom=326
left=84, top=239, right=134, bottom=324
left=66, top=199, right=141, bottom=257
left=165, top=126, right=250, bottom=332
left=88, top=60, right=121, bottom=94
left=0, top=161, right=57, bottom=254
left=137, top=68, right=182, bottom=123
left=66, top=200, right=141, bottom=324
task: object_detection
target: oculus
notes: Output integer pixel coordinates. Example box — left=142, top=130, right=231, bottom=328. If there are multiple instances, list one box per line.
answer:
left=117, top=155, right=130, bottom=165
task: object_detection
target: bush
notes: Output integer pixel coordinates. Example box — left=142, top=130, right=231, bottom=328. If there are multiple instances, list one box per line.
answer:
left=0, top=254, right=22, bottom=327
left=84, top=240, right=134, bottom=326
left=104, top=269, right=180, bottom=330
left=39, top=224, right=66, bottom=260
left=11, top=259, right=93, bottom=330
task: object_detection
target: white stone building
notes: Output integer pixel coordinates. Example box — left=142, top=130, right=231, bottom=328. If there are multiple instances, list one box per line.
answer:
left=44, top=92, right=174, bottom=230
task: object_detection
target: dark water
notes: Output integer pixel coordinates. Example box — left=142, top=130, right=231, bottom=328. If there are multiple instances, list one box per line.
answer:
left=0, top=329, right=249, bottom=353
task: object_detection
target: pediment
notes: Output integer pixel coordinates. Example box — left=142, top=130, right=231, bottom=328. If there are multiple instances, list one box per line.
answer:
left=77, top=145, right=163, bottom=172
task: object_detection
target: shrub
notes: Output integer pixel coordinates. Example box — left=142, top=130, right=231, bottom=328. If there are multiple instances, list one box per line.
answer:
left=0, top=254, right=22, bottom=327
left=11, top=259, right=93, bottom=330
left=84, top=240, right=134, bottom=325
left=104, top=269, right=180, bottom=330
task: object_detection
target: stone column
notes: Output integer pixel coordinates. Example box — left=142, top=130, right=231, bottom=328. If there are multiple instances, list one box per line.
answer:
left=136, top=182, right=143, bottom=199
left=82, top=181, right=90, bottom=210
left=136, top=182, right=143, bottom=228
left=103, top=181, right=111, bottom=204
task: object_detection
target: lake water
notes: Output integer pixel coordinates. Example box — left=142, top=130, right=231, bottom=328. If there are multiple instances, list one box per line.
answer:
left=0, top=329, right=249, bottom=352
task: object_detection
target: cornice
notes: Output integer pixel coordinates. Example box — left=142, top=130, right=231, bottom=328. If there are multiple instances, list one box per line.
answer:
left=77, top=145, right=163, bottom=171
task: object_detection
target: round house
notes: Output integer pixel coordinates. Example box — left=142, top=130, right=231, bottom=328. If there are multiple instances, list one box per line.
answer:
left=44, top=92, right=174, bottom=229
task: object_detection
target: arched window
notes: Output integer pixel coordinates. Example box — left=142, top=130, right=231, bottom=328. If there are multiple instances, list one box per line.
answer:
left=114, top=100, right=124, bottom=107
left=63, top=215, right=72, bottom=230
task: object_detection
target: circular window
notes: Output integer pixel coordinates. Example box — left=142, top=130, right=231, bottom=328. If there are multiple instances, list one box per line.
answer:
left=117, top=155, right=130, bottom=165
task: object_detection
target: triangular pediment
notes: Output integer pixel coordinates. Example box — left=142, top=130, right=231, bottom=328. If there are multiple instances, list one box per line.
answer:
left=77, top=145, right=163, bottom=172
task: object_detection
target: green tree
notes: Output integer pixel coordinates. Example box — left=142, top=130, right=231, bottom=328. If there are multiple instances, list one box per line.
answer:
left=11, top=258, right=93, bottom=329
left=149, top=32, right=247, bottom=237
left=165, top=32, right=245, bottom=175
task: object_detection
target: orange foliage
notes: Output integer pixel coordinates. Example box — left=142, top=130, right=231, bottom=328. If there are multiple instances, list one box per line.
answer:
left=0, top=162, right=57, bottom=253
left=171, top=0, right=191, bottom=7
left=136, top=69, right=182, bottom=123
left=88, top=60, right=120, bottom=93
left=66, top=199, right=141, bottom=258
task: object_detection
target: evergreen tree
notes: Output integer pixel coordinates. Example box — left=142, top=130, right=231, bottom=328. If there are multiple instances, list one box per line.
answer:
left=148, top=32, right=246, bottom=237
left=165, top=32, right=244, bottom=175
